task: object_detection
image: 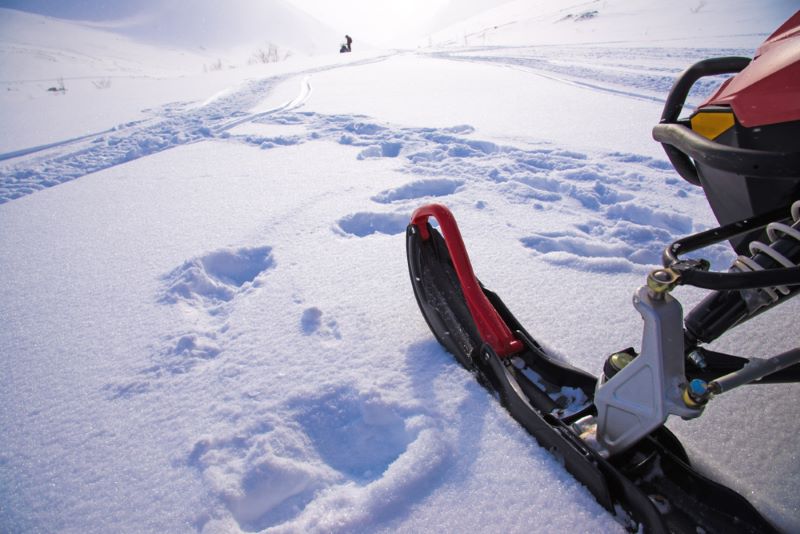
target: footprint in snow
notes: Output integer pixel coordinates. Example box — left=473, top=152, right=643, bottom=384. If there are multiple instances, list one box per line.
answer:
left=190, top=386, right=450, bottom=532
left=605, top=202, right=693, bottom=234
left=336, top=212, right=408, bottom=237
left=293, top=387, right=412, bottom=484
left=188, top=420, right=334, bottom=532
left=300, top=307, right=341, bottom=339
left=104, top=329, right=227, bottom=400
left=357, top=141, right=404, bottom=159
left=371, top=178, right=464, bottom=204
left=521, top=231, right=639, bottom=274
left=105, top=246, right=275, bottom=400
left=161, top=246, right=275, bottom=306
left=520, top=221, right=676, bottom=273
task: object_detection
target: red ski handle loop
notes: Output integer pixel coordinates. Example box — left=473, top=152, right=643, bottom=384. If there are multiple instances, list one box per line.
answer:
left=410, top=203, right=523, bottom=357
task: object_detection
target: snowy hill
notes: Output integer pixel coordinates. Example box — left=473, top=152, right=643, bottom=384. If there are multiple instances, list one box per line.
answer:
left=0, top=8, right=208, bottom=79
left=424, top=0, right=799, bottom=47
left=0, top=5, right=347, bottom=157
left=85, top=0, right=341, bottom=56
left=0, top=0, right=341, bottom=86
left=0, top=0, right=341, bottom=55
left=2, top=2, right=799, bottom=533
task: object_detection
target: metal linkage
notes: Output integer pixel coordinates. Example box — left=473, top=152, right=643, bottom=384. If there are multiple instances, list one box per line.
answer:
left=705, top=348, right=800, bottom=397
left=593, top=278, right=703, bottom=457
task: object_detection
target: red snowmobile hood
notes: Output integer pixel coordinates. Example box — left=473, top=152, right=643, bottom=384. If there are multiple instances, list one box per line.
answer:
left=701, top=10, right=800, bottom=127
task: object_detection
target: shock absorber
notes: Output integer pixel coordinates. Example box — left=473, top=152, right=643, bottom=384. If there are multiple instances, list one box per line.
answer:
left=734, top=201, right=800, bottom=309
left=684, top=200, right=800, bottom=345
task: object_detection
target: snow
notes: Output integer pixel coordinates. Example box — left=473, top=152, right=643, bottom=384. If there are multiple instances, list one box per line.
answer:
left=1, top=1, right=799, bottom=533
left=425, top=0, right=799, bottom=49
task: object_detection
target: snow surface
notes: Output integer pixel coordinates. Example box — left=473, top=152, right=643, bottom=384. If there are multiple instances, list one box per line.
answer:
left=2, top=1, right=799, bottom=533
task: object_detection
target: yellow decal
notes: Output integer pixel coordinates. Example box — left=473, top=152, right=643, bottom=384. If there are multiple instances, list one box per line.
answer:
left=690, top=111, right=735, bottom=140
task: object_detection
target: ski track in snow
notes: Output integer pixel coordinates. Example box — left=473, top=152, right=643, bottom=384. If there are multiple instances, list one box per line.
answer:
left=0, top=45, right=747, bottom=204
left=0, top=54, right=391, bottom=203
left=4, top=48, right=741, bottom=531
left=428, top=45, right=755, bottom=104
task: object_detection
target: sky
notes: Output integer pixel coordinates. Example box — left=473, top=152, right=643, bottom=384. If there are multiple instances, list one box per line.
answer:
left=0, top=0, right=452, bottom=47
left=289, top=0, right=449, bottom=45
left=0, top=0, right=146, bottom=20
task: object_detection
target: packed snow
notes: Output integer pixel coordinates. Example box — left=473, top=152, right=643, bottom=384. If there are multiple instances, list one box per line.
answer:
left=1, top=1, right=799, bottom=533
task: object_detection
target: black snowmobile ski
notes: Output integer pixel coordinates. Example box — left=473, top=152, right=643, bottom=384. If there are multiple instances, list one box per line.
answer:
left=406, top=203, right=778, bottom=533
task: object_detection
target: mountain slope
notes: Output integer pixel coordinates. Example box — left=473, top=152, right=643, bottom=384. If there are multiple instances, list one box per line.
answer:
left=0, top=0, right=342, bottom=56
left=425, top=0, right=799, bottom=47
left=91, top=0, right=342, bottom=55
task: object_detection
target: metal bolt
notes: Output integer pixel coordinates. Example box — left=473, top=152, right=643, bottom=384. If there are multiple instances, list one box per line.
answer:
left=688, top=379, right=708, bottom=397
left=683, top=378, right=710, bottom=407
left=609, top=351, right=635, bottom=371
left=647, top=268, right=679, bottom=298
left=652, top=270, right=672, bottom=282
left=687, top=350, right=707, bottom=370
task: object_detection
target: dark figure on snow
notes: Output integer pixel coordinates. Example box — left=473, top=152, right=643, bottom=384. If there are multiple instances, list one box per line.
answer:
left=340, top=34, right=352, bottom=53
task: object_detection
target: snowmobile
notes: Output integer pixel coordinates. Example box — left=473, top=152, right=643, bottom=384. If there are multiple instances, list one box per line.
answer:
left=406, top=12, right=800, bottom=534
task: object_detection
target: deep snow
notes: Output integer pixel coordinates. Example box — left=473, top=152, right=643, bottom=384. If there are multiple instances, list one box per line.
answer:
left=1, top=1, right=799, bottom=533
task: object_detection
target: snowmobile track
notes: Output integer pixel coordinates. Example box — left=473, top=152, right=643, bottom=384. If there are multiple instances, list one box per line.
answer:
left=0, top=53, right=392, bottom=204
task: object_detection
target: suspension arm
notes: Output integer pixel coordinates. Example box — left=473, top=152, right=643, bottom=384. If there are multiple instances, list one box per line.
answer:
left=686, top=348, right=800, bottom=384
left=709, top=347, right=800, bottom=393
left=663, top=204, right=800, bottom=290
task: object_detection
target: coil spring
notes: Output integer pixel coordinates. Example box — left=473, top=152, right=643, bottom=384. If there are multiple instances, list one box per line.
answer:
left=733, top=200, right=800, bottom=302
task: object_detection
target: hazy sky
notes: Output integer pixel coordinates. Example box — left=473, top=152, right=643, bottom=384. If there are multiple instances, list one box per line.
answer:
left=0, top=0, right=451, bottom=46
left=288, top=0, right=448, bottom=44
left=0, top=0, right=145, bottom=20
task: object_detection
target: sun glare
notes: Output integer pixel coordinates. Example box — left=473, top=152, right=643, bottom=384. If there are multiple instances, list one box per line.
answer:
left=289, top=0, right=449, bottom=46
